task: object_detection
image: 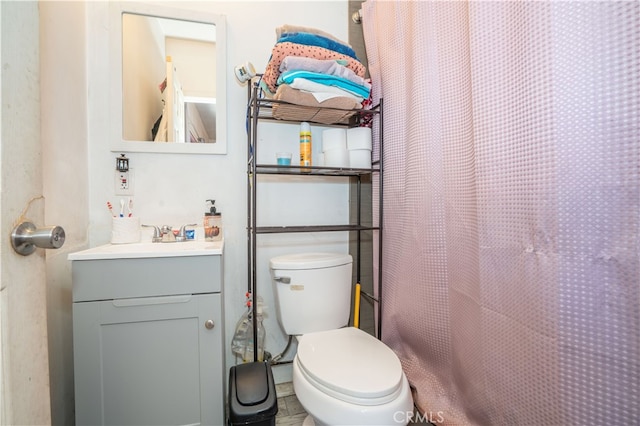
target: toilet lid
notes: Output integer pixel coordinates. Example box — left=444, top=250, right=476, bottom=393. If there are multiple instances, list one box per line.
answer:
left=296, top=327, right=404, bottom=403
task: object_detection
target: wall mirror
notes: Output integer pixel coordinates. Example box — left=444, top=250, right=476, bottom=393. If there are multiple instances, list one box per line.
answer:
left=109, top=2, right=227, bottom=154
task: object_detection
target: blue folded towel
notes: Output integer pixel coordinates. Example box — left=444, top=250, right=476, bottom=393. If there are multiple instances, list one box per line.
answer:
left=278, top=32, right=358, bottom=60
left=278, top=70, right=371, bottom=99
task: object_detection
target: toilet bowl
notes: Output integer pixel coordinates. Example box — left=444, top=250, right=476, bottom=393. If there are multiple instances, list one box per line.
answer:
left=269, top=253, right=413, bottom=425
left=293, top=327, right=413, bottom=426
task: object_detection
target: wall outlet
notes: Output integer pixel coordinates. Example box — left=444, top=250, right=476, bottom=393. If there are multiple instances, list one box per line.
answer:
left=115, top=169, right=134, bottom=195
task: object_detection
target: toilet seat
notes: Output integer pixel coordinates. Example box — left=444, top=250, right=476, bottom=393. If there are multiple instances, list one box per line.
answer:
left=296, top=327, right=404, bottom=406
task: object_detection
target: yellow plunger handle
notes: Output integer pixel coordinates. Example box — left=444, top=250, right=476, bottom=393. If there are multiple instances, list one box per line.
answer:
left=354, top=283, right=361, bottom=328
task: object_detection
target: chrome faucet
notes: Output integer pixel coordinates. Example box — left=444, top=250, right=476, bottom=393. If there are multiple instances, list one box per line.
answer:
left=160, top=225, right=176, bottom=242
left=143, top=224, right=196, bottom=243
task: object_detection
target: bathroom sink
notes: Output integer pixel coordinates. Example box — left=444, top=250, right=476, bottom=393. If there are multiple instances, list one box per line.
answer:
left=68, top=240, right=223, bottom=260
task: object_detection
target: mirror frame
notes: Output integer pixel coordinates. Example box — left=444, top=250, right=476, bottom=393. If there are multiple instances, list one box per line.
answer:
left=109, top=2, right=227, bottom=154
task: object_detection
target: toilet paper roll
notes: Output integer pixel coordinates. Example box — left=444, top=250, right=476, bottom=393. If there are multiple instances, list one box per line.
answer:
left=349, top=149, right=372, bottom=169
left=111, top=216, right=141, bottom=244
left=324, top=148, right=350, bottom=168
left=347, top=127, right=372, bottom=151
left=322, top=128, right=347, bottom=153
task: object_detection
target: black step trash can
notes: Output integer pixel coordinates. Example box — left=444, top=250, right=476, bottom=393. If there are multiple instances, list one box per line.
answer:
left=228, top=362, right=278, bottom=426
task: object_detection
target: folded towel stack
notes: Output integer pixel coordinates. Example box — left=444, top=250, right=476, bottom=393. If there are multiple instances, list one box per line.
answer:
left=261, top=24, right=371, bottom=124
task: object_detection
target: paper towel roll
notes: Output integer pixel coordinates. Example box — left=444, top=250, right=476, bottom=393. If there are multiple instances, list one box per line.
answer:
left=322, top=128, right=347, bottom=152
left=347, top=127, right=372, bottom=150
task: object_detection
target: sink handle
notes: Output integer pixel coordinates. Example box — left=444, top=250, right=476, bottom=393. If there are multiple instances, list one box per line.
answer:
left=142, top=224, right=162, bottom=243
left=176, top=223, right=197, bottom=241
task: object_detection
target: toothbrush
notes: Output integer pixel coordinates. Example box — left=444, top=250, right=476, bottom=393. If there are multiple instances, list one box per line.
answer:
left=119, top=199, right=125, bottom=217
left=107, top=201, right=116, bottom=217
left=127, top=197, right=133, bottom=217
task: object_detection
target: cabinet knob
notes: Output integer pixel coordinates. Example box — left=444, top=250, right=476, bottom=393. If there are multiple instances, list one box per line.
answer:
left=204, top=319, right=215, bottom=330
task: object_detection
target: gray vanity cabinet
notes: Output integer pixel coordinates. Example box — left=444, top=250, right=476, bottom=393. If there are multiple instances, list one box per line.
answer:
left=70, top=250, right=225, bottom=426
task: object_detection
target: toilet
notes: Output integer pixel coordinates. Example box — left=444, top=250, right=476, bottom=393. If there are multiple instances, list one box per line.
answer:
left=270, top=252, right=413, bottom=425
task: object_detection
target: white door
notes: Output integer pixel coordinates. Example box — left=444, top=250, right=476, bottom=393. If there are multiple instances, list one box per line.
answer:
left=0, top=2, right=52, bottom=424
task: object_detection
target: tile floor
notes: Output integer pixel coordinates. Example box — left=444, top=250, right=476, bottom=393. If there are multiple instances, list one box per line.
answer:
left=275, top=382, right=308, bottom=426
left=274, top=382, right=431, bottom=426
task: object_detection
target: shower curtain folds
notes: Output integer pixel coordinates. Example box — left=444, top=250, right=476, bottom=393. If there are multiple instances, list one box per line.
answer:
left=363, top=1, right=639, bottom=424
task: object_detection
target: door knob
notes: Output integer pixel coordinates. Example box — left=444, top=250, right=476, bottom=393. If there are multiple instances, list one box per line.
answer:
left=11, top=221, right=65, bottom=256
left=204, top=320, right=215, bottom=330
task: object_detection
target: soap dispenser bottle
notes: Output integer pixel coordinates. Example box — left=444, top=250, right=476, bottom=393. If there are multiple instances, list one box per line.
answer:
left=204, top=199, right=222, bottom=242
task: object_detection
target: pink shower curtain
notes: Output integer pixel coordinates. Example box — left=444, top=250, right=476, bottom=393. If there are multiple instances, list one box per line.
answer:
left=363, top=1, right=639, bottom=424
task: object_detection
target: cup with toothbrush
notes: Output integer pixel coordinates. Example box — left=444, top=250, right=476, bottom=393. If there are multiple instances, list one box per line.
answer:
left=109, top=198, right=140, bottom=244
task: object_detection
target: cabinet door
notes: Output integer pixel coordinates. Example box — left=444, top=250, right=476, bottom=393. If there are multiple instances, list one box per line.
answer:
left=73, top=293, right=224, bottom=426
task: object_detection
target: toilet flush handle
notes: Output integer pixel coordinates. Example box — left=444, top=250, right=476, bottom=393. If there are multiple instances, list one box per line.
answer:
left=274, top=276, right=291, bottom=284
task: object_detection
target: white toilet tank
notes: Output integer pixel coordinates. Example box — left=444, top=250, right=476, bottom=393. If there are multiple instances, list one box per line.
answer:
left=270, top=252, right=353, bottom=336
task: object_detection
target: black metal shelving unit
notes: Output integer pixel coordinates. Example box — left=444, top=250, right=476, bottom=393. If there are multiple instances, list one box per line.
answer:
left=246, top=83, right=384, bottom=361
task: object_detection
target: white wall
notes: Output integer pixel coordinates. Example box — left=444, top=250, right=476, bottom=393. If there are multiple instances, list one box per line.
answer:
left=43, top=1, right=350, bottom=424
left=40, top=3, right=89, bottom=424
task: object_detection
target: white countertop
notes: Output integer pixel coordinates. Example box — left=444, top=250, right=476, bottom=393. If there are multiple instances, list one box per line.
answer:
left=68, top=240, right=224, bottom=261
